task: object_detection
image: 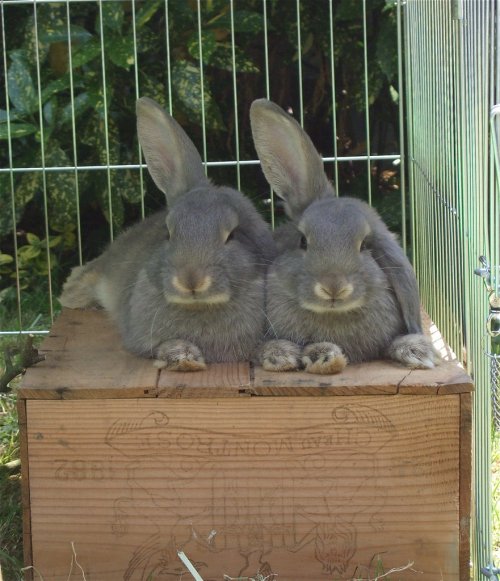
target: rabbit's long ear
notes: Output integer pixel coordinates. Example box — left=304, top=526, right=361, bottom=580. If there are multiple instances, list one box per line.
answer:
left=136, top=97, right=209, bottom=204
left=371, top=230, right=423, bottom=334
left=250, top=99, right=334, bottom=220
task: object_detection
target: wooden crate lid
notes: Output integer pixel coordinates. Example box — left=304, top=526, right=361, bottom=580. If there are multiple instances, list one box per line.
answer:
left=19, top=309, right=473, bottom=399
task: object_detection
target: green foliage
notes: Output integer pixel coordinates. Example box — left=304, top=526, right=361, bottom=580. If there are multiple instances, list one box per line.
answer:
left=0, top=390, right=23, bottom=580
left=0, top=0, right=401, bottom=299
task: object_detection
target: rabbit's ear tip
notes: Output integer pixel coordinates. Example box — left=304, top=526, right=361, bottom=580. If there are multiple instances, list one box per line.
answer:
left=136, top=96, right=162, bottom=115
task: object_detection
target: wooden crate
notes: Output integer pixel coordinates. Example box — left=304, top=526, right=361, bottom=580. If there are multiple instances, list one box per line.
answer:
left=19, top=309, right=473, bottom=581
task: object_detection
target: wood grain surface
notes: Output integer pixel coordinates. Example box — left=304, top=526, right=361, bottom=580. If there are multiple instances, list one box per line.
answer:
left=19, top=309, right=473, bottom=399
left=25, top=395, right=465, bottom=580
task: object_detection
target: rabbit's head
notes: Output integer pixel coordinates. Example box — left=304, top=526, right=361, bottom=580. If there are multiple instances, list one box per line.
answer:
left=137, top=97, right=275, bottom=309
left=250, top=99, right=422, bottom=336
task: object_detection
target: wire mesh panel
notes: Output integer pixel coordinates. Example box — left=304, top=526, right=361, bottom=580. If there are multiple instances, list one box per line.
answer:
left=405, top=0, right=500, bottom=576
left=0, top=0, right=405, bottom=338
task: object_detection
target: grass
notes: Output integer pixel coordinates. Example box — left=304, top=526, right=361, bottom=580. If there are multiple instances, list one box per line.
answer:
left=0, top=387, right=23, bottom=581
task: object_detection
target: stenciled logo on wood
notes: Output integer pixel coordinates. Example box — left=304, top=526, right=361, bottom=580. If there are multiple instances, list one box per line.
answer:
left=103, top=405, right=396, bottom=580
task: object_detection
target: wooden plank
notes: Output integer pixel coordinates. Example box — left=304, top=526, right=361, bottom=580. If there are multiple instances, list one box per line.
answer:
left=19, top=309, right=472, bottom=399
left=19, top=309, right=159, bottom=399
left=157, top=362, right=251, bottom=397
left=398, top=360, right=473, bottom=395
left=252, top=361, right=399, bottom=394
left=26, top=395, right=463, bottom=580
left=459, top=392, right=472, bottom=581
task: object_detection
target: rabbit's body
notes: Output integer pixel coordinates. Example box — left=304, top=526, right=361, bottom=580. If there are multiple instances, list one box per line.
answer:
left=250, top=99, right=440, bottom=374
left=60, top=99, right=276, bottom=370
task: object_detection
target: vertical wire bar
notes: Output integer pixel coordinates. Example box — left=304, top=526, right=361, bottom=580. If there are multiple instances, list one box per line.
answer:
left=196, top=0, right=208, bottom=170
left=403, top=0, right=416, bottom=268
left=362, top=0, right=372, bottom=206
left=396, top=0, right=406, bottom=252
left=262, top=0, right=274, bottom=229
left=229, top=0, right=241, bottom=191
left=1, top=1, right=23, bottom=330
left=97, top=0, right=114, bottom=240
left=164, top=0, right=173, bottom=115
left=328, top=0, right=339, bottom=195
left=295, top=0, right=303, bottom=126
left=131, top=0, right=145, bottom=219
left=65, top=0, right=83, bottom=266
left=33, top=1, right=54, bottom=323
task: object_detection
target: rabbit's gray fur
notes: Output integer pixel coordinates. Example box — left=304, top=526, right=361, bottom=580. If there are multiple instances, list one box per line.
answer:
left=60, top=97, right=276, bottom=370
left=250, top=99, right=440, bottom=374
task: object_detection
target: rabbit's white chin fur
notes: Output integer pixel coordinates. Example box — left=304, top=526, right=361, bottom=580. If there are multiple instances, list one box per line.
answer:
left=166, top=292, right=230, bottom=305
left=300, top=296, right=366, bottom=314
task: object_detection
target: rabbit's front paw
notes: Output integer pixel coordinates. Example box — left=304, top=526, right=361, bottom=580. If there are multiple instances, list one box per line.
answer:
left=154, top=340, right=207, bottom=371
left=302, top=342, right=348, bottom=375
left=259, top=339, right=302, bottom=372
left=387, top=334, right=441, bottom=369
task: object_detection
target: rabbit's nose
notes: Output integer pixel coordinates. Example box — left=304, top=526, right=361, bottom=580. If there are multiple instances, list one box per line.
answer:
left=314, top=281, right=353, bottom=301
left=172, top=273, right=212, bottom=294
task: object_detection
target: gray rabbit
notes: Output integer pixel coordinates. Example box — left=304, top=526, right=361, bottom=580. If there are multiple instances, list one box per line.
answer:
left=250, top=98, right=440, bottom=374
left=60, top=97, right=276, bottom=371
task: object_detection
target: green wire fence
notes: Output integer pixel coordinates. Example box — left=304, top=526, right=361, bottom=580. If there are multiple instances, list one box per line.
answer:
left=405, top=0, right=500, bottom=577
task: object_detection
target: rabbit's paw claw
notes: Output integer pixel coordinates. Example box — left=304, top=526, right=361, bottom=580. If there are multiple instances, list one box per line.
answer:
left=154, top=341, right=207, bottom=372
left=260, top=340, right=302, bottom=372
left=388, top=334, right=441, bottom=369
left=302, top=342, right=347, bottom=375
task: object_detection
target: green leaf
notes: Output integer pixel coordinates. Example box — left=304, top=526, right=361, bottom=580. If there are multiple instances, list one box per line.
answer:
left=40, top=75, right=83, bottom=104
left=208, top=10, right=264, bottom=34
left=112, top=169, right=143, bottom=204
left=0, top=123, right=38, bottom=140
left=0, top=110, right=21, bottom=123
left=0, top=254, right=14, bottom=266
left=46, top=235, right=63, bottom=248
left=18, top=245, right=41, bottom=261
left=187, top=30, right=218, bottom=61
left=39, top=23, right=92, bottom=44
left=107, top=35, right=135, bottom=69
left=45, top=147, right=79, bottom=231
left=98, top=180, right=125, bottom=231
left=60, top=92, right=99, bottom=126
left=7, top=57, right=38, bottom=114
left=135, top=0, right=163, bottom=28
left=207, top=45, right=259, bottom=73
left=43, top=97, right=57, bottom=127
left=376, top=14, right=398, bottom=82
left=172, top=60, right=225, bottom=130
left=71, top=38, right=101, bottom=68
left=26, top=233, right=41, bottom=246
left=98, top=3, right=124, bottom=33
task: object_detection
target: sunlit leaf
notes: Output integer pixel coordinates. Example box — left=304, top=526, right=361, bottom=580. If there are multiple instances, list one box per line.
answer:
left=0, top=123, right=38, bottom=140
left=135, top=0, right=162, bottom=28
left=172, top=60, right=225, bottom=130
left=187, top=30, right=218, bottom=61
left=26, top=233, right=41, bottom=246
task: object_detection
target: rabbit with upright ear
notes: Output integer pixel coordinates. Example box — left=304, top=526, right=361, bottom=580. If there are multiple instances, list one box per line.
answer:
left=60, top=97, right=277, bottom=371
left=250, top=98, right=440, bottom=374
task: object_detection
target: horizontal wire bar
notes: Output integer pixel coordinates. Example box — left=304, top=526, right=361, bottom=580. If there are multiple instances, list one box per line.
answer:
left=0, top=155, right=401, bottom=174
left=0, top=330, right=50, bottom=336
left=1, top=0, right=130, bottom=4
